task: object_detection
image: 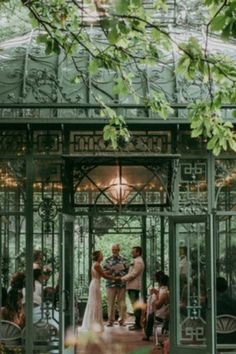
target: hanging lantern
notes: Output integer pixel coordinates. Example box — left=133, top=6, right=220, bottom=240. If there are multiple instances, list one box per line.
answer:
left=108, top=176, right=130, bottom=204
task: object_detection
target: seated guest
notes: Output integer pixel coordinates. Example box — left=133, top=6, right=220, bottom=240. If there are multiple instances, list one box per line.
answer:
left=33, top=250, right=44, bottom=270
left=8, top=271, right=25, bottom=293
left=22, top=268, right=44, bottom=319
left=0, top=288, right=25, bottom=328
left=217, top=277, right=236, bottom=315
left=143, top=272, right=169, bottom=341
left=217, top=276, right=236, bottom=344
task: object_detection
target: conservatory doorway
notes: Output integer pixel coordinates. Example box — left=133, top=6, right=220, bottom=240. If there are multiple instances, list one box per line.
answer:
left=169, top=215, right=214, bottom=354
left=72, top=158, right=172, bottom=319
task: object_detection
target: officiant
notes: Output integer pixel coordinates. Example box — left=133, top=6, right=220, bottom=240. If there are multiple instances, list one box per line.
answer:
left=104, top=244, right=129, bottom=326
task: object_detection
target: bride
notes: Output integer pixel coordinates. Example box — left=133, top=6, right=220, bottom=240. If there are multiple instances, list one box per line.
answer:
left=81, top=250, right=115, bottom=332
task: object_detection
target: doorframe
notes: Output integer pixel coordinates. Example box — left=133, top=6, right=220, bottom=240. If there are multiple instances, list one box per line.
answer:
left=59, top=213, right=75, bottom=354
left=169, top=214, right=216, bottom=354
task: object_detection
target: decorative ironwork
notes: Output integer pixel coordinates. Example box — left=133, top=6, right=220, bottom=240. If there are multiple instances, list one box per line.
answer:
left=0, top=130, right=27, bottom=155
left=70, top=131, right=172, bottom=154
left=181, top=317, right=206, bottom=344
left=179, top=160, right=208, bottom=214
left=38, top=197, right=58, bottom=233
left=33, top=131, right=62, bottom=155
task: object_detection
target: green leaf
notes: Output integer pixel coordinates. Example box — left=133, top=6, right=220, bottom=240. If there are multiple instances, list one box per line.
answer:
left=132, top=0, right=142, bottom=6
left=108, top=26, right=119, bottom=45
left=207, top=136, right=218, bottom=150
left=229, top=138, right=236, bottom=152
left=213, top=145, right=221, bottom=156
left=112, top=78, right=129, bottom=95
left=115, top=0, right=129, bottom=14
left=89, top=60, right=99, bottom=75
left=219, top=136, right=227, bottom=150
left=36, top=34, right=48, bottom=44
left=191, top=129, right=202, bottom=138
left=151, top=28, right=161, bottom=42
left=224, top=121, right=233, bottom=128
left=211, top=15, right=226, bottom=31
left=221, top=24, right=231, bottom=40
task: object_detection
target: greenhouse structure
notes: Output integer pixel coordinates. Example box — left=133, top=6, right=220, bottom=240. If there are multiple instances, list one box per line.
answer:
left=0, top=1, right=236, bottom=354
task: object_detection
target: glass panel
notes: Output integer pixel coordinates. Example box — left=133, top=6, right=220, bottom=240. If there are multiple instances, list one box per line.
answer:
left=176, top=222, right=207, bottom=346
left=74, top=165, right=167, bottom=206
left=146, top=215, right=169, bottom=288
left=216, top=216, right=236, bottom=347
left=215, top=159, right=236, bottom=211
left=30, top=178, right=63, bottom=353
left=177, top=132, right=207, bottom=154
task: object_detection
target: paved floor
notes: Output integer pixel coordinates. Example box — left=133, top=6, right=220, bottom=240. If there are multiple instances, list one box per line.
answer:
left=75, top=322, right=162, bottom=354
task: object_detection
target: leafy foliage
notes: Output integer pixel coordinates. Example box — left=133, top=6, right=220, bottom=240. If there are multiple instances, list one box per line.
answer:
left=1, top=0, right=236, bottom=154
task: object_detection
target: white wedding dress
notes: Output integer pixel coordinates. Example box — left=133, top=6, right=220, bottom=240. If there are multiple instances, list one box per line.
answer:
left=80, top=263, right=104, bottom=332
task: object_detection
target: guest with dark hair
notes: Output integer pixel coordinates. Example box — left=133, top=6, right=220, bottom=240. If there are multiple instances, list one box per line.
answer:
left=143, top=272, right=169, bottom=341
left=0, top=288, right=25, bottom=328
left=33, top=250, right=43, bottom=269
left=217, top=276, right=236, bottom=344
left=8, top=271, right=25, bottom=293
left=217, top=277, right=236, bottom=316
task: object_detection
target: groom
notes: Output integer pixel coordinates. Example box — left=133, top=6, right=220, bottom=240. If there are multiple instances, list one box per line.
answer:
left=121, top=246, right=145, bottom=330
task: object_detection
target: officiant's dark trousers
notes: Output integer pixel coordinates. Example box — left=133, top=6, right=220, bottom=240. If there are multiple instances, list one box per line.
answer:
left=128, top=289, right=142, bottom=328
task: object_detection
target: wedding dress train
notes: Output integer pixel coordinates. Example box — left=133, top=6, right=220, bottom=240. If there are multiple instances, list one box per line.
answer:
left=80, top=263, right=104, bottom=332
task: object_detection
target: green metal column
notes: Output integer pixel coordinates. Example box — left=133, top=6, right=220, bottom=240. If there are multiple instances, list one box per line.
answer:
left=25, top=146, right=34, bottom=354
left=160, top=213, right=165, bottom=271
left=0, top=217, right=2, bottom=308
left=61, top=149, right=76, bottom=354
left=141, top=215, right=147, bottom=301
left=207, top=152, right=217, bottom=354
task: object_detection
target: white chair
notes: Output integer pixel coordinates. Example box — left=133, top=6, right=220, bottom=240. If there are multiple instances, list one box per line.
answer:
left=0, top=320, right=22, bottom=346
left=153, top=318, right=169, bottom=347
left=22, top=320, right=58, bottom=353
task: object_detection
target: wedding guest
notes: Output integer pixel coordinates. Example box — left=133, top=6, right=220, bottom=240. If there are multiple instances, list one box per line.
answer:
left=121, top=246, right=145, bottom=330
left=0, top=288, right=25, bottom=328
left=104, top=244, right=128, bottom=326
left=217, top=276, right=236, bottom=344
left=179, top=246, right=191, bottom=277
left=22, top=269, right=44, bottom=312
left=8, top=271, right=25, bottom=293
left=217, top=276, right=236, bottom=316
left=33, top=250, right=44, bottom=269
left=143, top=272, right=169, bottom=341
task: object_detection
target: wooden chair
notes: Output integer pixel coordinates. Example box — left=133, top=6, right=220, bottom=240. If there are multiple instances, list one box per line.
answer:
left=0, top=319, right=22, bottom=346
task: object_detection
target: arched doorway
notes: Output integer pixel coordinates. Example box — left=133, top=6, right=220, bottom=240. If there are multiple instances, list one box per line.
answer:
left=70, top=158, right=172, bottom=321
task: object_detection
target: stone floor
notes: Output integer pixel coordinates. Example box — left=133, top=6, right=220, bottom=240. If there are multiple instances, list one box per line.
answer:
left=75, top=321, right=162, bottom=354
